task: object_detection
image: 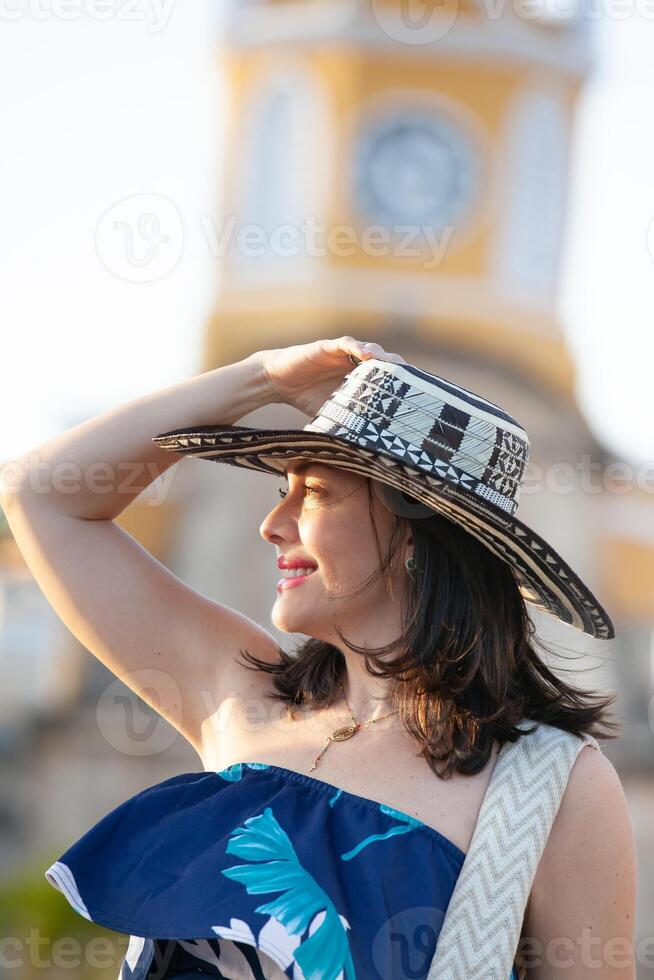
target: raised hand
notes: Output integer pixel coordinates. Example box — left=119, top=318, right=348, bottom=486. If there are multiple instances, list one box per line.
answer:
left=254, top=337, right=408, bottom=417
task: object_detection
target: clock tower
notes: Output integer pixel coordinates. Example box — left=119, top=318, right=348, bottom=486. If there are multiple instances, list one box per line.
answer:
left=203, top=0, right=590, bottom=400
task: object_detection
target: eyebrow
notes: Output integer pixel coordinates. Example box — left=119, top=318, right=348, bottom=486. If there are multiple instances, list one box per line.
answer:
left=280, top=462, right=324, bottom=478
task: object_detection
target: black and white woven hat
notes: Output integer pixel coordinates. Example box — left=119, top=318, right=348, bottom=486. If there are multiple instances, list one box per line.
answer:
left=152, top=356, right=615, bottom=640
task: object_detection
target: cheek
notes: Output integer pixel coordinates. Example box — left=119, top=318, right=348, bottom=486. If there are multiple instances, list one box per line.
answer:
left=297, top=513, right=327, bottom=554
left=299, top=513, right=357, bottom=561
left=302, top=515, right=378, bottom=573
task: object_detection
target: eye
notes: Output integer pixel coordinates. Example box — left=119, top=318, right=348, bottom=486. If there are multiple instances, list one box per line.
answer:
left=277, top=484, right=321, bottom=500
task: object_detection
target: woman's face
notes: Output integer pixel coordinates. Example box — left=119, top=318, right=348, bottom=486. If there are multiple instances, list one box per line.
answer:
left=259, top=459, right=411, bottom=642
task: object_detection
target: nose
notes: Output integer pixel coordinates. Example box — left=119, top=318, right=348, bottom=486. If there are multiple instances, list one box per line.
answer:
left=259, top=494, right=298, bottom=548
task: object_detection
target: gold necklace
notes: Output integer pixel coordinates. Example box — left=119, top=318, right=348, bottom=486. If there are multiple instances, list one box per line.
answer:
left=307, top=682, right=398, bottom=772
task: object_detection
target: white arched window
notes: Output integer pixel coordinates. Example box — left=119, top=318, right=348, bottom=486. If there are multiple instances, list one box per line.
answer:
left=231, top=64, right=328, bottom=279
left=490, top=86, right=569, bottom=306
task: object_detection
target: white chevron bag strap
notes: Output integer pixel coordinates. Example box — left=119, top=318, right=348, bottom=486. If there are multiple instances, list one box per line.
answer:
left=427, top=718, right=601, bottom=980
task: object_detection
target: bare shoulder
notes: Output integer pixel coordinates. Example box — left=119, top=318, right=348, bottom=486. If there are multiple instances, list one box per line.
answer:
left=541, top=744, right=634, bottom=865
left=524, top=743, right=638, bottom=978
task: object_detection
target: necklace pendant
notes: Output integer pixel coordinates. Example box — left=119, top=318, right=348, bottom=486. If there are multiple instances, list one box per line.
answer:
left=331, top=725, right=359, bottom=741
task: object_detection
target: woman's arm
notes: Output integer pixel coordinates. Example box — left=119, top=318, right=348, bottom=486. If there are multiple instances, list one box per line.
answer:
left=0, top=353, right=283, bottom=758
left=1, top=353, right=279, bottom=520
left=522, top=745, right=638, bottom=978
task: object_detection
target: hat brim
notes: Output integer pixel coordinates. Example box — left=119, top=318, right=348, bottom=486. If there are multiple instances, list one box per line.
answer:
left=153, top=423, right=615, bottom=641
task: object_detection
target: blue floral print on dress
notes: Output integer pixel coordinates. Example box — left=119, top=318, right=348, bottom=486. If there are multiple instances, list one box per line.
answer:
left=44, top=761, right=521, bottom=979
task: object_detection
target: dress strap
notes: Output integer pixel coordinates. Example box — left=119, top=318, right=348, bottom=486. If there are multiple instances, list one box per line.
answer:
left=426, top=718, right=601, bottom=980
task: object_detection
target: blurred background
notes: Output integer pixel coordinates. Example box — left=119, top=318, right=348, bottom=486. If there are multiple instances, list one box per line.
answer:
left=1, top=0, right=653, bottom=976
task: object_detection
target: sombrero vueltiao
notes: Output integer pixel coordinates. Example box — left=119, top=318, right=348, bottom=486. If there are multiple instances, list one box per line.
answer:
left=152, top=355, right=615, bottom=640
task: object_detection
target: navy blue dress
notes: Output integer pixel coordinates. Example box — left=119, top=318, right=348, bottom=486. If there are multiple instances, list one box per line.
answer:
left=45, top=761, right=520, bottom=979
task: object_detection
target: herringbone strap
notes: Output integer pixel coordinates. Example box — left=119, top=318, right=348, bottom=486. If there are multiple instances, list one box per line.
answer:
left=427, top=718, right=601, bottom=979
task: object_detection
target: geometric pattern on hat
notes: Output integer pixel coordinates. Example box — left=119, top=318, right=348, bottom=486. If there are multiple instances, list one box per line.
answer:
left=152, top=357, right=615, bottom=641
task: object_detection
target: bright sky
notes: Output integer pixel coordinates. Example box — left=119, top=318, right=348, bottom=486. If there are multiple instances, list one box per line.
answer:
left=0, top=3, right=652, bottom=468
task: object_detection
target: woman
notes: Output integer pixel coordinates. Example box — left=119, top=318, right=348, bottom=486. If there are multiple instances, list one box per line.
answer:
left=1, top=337, right=637, bottom=979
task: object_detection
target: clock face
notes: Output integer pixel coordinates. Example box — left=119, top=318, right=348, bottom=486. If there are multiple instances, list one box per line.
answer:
left=354, top=111, right=480, bottom=231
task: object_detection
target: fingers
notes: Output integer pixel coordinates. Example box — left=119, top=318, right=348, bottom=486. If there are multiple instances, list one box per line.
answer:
left=334, top=336, right=371, bottom=360
left=344, top=338, right=407, bottom=365
left=324, top=335, right=408, bottom=367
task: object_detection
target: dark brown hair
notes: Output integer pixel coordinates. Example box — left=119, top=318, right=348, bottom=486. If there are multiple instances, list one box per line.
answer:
left=238, top=478, right=620, bottom=778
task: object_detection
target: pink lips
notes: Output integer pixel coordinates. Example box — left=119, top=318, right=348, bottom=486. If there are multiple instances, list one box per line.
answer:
left=277, top=556, right=318, bottom=592
left=276, top=568, right=317, bottom=592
